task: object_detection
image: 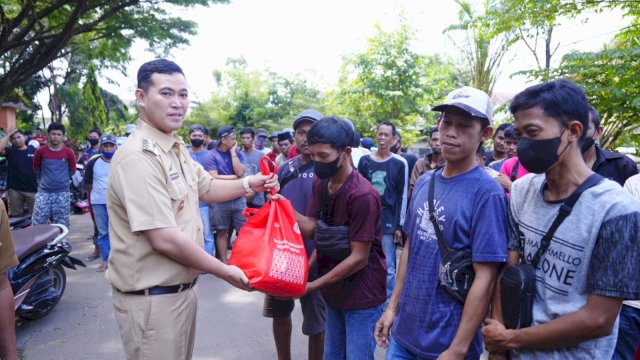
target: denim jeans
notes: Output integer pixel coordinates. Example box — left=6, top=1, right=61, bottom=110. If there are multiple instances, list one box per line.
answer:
left=199, top=206, right=215, bottom=256
left=381, top=233, right=396, bottom=300
left=385, top=336, right=417, bottom=359
left=91, top=204, right=110, bottom=261
left=324, top=304, right=383, bottom=360
left=612, top=304, right=640, bottom=360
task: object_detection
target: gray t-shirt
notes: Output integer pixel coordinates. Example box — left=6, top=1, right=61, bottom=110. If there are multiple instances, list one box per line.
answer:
left=508, top=174, right=640, bottom=359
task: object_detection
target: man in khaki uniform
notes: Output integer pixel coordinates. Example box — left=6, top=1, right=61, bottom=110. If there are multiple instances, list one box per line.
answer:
left=106, top=59, right=278, bottom=360
left=0, top=201, right=19, bottom=360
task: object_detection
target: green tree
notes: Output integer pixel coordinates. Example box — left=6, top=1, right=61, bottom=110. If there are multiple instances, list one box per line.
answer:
left=0, top=0, right=228, bottom=104
left=185, top=58, right=324, bottom=137
left=536, top=41, right=640, bottom=150
left=444, top=0, right=516, bottom=94
left=65, top=64, right=107, bottom=140
left=515, top=1, right=640, bottom=150
left=330, top=23, right=460, bottom=143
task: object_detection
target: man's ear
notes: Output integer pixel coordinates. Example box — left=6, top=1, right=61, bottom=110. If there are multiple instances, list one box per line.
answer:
left=594, top=125, right=604, bottom=140
left=481, top=125, right=493, bottom=142
left=135, top=88, right=145, bottom=108
left=568, top=120, right=584, bottom=143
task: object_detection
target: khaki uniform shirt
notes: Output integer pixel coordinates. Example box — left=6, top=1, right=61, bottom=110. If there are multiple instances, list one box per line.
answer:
left=106, top=120, right=214, bottom=292
left=0, top=202, right=18, bottom=274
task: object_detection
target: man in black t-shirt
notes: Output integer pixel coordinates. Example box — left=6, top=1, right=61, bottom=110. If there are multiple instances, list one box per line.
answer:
left=0, top=128, right=37, bottom=216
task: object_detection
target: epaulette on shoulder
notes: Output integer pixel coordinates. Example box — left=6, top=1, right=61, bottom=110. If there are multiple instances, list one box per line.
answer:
left=142, top=137, right=159, bottom=156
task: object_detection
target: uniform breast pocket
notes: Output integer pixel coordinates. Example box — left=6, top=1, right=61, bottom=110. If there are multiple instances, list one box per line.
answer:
left=166, top=175, right=188, bottom=201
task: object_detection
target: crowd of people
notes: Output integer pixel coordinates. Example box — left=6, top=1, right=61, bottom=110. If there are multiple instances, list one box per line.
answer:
left=0, top=58, right=639, bottom=360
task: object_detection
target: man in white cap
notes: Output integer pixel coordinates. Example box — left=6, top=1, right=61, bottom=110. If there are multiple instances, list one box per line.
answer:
left=376, top=86, right=508, bottom=359
left=124, top=124, right=136, bottom=137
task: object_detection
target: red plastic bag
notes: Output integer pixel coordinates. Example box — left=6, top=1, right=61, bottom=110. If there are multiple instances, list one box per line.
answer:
left=229, top=157, right=308, bottom=297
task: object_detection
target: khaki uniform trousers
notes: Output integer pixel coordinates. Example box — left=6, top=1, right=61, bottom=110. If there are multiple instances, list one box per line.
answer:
left=112, top=286, right=198, bottom=360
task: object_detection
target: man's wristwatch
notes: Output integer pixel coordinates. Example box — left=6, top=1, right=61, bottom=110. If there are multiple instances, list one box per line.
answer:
left=242, top=176, right=255, bottom=194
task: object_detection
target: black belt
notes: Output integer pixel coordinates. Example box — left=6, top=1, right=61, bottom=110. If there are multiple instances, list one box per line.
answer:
left=119, top=277, right=198, bottom=296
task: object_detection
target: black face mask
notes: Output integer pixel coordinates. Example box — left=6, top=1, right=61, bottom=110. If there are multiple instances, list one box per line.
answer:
left=314, top=153, right=343, bottom=180
left=580, top=137, right=595, bottom=153
left=517, top=129, right=569, bottom=174
left=190, top=139, right=204, bottom=148
left=88, top=138, right=99, bottom=146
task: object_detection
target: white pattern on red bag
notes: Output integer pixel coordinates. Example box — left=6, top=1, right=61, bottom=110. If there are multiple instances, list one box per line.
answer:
left=268, top=249, right=306, bottom=285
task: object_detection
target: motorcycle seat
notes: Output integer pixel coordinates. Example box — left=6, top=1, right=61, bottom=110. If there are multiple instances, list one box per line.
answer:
left=11, top=225, right=61, bottom=261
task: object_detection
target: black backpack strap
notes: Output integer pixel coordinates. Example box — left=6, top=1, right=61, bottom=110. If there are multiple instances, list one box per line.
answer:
left=279, top=160, right=314, bottom=191
left=530, top=173, right=604, bottom=266
left=428, top=167, right=451, bottom=257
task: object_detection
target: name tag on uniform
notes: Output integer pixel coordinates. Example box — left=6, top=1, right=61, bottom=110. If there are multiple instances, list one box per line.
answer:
left=169, top=171, right=180, bottom=181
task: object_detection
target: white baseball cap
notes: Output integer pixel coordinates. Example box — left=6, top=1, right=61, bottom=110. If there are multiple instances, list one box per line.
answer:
left=432, top=86, right=494, bottom=125
left=124, top=124, right=136, bottom=134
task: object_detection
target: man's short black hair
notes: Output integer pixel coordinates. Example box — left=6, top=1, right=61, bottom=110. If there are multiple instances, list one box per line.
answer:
left=352, top=130, right=361, bottom=148
left=9, top=129, right=23, bottom=140
left=476, top=141, right=486, bottom=157
left=503, top=124, right=517, bottom=140
left=510, top=79, right=589, bottom=142
left=493, top=123, right=511, bottom=138
left=307, top=117, right=354, bottom=152
left=239, top=127, right=255, bottom=138
left=89, top=128, right=101, bottom=137
left=189, top=124, right=207, bottom=135
left=137, top=59, right=185, bottom=92
left=47, top=122, right=66, bottom=135
left=376, top=120, right=397, bottom=135
left=588, top=106, right=601, bottom=128
left=429, top=125, right=439, bottom=138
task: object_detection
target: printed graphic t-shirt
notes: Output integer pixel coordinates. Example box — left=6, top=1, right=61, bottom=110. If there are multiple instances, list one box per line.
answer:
left=5, top=146, right=37, bottom=192
left=393, top=165, right=508, bottom=359
left=508, top=174, right=640, bottom=360
left=357, top=153, right=408, bottom=234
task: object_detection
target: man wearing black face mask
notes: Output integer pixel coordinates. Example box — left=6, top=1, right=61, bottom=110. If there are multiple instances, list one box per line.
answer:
left=279, top=117, right=386, bottom=359
left=188, top=124, right=215, bottom=256
left=79, top=128, right=102, bottom=166
left=483, top=79, right=640, bottom=360
left=79, top=128, right=102, bottom=262
left=581, top=106, right=637, bottom=186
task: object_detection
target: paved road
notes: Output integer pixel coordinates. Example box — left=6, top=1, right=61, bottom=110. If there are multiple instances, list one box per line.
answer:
left=15, top=212, right=387, bottom=359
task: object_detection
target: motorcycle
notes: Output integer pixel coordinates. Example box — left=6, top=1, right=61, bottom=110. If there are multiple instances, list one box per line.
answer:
left=9, top=223, right=85, bottom=320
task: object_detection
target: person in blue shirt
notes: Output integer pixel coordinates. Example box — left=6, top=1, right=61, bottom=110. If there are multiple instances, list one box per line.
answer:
left=203, top=125, right=246, bottom=264
left=375, top=86, right=508, bottom=359
left=188, top=124, right=215, bottom=256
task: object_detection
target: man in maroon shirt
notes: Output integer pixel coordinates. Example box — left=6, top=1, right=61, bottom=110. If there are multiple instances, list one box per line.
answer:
left=283, top=117, right=386, bottom=359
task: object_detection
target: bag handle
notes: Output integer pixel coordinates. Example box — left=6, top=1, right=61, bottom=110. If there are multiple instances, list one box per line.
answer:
left=243, top=208, right=260, bottom=218
left=428, top=166, right=451, bottom=257
left=259, top=156, right=278, bottom=196
left=529, top=173, right=603, bottom=266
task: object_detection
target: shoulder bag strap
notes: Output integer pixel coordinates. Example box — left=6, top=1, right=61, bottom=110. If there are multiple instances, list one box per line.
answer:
left=319, top=179, right=331, bottom=225
left=279, top=160, right=314, bottom=191
left=511, top=161, right=519, bottom=182
left=529, top=173, right=604, bottom=266
left=428, top=167, right=451, bottom=257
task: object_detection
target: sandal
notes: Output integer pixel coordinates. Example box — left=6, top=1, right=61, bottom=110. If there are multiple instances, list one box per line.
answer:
left=96, top=262, right=108, bottom=272
left=84, top=253, right=100, bottom=262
